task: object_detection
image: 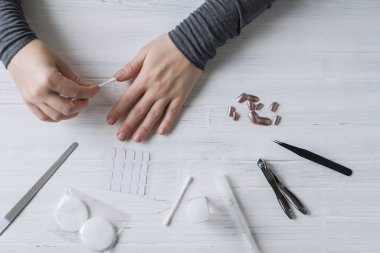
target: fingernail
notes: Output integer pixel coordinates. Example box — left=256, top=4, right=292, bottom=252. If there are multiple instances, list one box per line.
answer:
left=114, top=70, right=124, bottom=80
left=133, top=133, right=142, bottom=142
left=117, top=132, right=126, bottom=141
left=107, top=116, right=115, bottom=125
left=158, top=128, right=166, bottom=135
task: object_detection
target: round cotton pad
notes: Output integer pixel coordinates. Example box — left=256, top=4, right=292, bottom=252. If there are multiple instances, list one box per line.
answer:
left=80, top=216, right=116, bottom=251
left=54, top=197, right=89, bottom=232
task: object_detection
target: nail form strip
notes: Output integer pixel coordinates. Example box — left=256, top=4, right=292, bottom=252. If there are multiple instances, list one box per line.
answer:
left=100, top=146, right=150, bottom=196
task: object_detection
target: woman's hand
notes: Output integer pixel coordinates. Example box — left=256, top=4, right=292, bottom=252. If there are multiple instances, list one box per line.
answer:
left=107, top=34, right=202, bottom=142
left=8, top=39, right=99, bottom=122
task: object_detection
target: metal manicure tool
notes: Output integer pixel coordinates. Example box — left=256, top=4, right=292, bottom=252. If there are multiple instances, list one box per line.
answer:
left=0, top=142, right=79, bottom=236
left=257, top=159, right=308, bottom=219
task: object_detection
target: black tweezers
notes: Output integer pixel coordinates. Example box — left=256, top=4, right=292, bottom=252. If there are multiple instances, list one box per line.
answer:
left=273, top=140, right=353, bottom=176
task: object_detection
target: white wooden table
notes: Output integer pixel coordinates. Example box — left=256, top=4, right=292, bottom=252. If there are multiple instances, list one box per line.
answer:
left=1, top=1, right=379, bottom=252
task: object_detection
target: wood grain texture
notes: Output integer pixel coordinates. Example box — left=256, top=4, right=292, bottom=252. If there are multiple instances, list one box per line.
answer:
left=0, top=0, right=379, bottom=252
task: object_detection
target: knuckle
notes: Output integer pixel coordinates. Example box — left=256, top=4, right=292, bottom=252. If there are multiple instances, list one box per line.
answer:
left=138, top=126, right=148, bottom=135
left=62, top=104, right=74, bottom=116
left=155, top=80, right=166, bottom=91
left=150, top=109, right=161, bottom=120
left=126, top=64, right=135, bottom=76
left=120, top=124, right=133, bottom=134
left=168, top=106, right=178, bottom=116
left=40, top=70, right=58, bottom=88
left=31, top=86, right=47, bottom=99
left=133, top=106, right=144, bottom=118
left=69, top=87, right=80, bottom=99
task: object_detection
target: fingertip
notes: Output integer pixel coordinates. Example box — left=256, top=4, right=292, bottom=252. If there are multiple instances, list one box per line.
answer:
left=80, top=80, right=97, bottom=86
left=157, top=127, right=166, bottom=135
left=106, top=114, right=116, bottom=125
left=113, top=70, right=126, bottom=82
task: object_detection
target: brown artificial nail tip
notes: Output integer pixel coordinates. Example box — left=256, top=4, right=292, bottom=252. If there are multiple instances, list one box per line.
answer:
left=236, top=93, right=247, bottom=103
left=248, top=111, right=272, bottom=126
left=247, top=101, right=256, bottom=111
left=246, top=94, right=259, bottom=102
left=232, top=111, right=239, bottom=121
left=228, top=106, right=236, bottom=117
left=273, top=115, right=281, bottom=125
left=269, top=102, right=279, bottom=112
left=248, top=111, right=258, bottom=124
left=255, top=103, right=264, bottom=110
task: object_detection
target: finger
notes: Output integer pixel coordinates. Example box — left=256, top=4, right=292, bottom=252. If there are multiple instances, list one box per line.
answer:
left=50, top=71, right=99, bottom=99
left=106, top=78, right=146, bottom=125
left=116, top=94, right=156, bottom=141
left=157, top=98, right=184, bottom=135
left=55, top=57, right=79, bottom=82
left=45, top=93, right=88, bottom=116
left=27, top=103, right=54, bottom=122
left=113, top=50, right=147, bottom=82
left=38, top=103, right=78, bottom=122
left=132, top=99, right=169, bottom=142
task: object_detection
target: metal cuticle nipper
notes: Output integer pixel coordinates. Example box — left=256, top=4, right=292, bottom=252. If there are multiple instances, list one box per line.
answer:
left=257, top=159, right=309, bottom=219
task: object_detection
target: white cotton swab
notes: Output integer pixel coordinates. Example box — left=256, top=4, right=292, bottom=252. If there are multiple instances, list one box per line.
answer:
left=164, top=176, right=193, bottom=226
left=99, top=77, right=117, bottom=87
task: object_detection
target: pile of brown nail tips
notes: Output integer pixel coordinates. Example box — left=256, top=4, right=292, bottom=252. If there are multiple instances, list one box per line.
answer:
left=228, top=93, right=281, bottom=126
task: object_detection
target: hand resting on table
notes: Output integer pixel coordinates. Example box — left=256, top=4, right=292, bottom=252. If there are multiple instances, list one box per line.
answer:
left=108, top=34, right=202, bottom=142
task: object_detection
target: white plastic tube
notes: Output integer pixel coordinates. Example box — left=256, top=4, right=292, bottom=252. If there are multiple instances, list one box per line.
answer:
left=217, top=175, right=261, bottom=253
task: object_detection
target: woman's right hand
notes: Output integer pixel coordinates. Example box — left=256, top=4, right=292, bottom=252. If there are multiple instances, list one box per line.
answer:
left=7, top=39, right=99, bottom=122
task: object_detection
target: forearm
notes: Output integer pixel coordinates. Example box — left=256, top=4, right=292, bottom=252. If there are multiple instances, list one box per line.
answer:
left=169, top=0, right=276, bottom=70
left=0, top=0, right=37, bottom=68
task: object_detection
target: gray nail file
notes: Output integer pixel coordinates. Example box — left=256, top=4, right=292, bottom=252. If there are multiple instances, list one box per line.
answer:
left=0, top=142, right=79, bottom=236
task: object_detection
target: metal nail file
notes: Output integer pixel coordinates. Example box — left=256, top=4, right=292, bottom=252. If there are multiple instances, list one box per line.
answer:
left=0, top=142, right=78, bottom=236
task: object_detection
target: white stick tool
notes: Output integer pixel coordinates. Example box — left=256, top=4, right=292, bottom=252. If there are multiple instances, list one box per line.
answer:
left=99, top=77, right=116, bottom=87
left=217, top=175, right=261, bottom=253
left=164, top=176, right=193, bottom=226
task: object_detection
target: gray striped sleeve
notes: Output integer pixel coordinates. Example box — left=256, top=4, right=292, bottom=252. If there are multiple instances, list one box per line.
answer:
left=0, top=0, right=37, bottom=68
left=169, top=0, right=276, bottom=70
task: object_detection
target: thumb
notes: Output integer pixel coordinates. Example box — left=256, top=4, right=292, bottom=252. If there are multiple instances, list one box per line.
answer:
left=113, top=50, right=146, bottom=81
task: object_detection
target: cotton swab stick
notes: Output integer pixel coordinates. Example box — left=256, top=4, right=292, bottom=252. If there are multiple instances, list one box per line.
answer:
left=99, top=77, right=117, bottom=87
left=217, top=175, right=261, bottom=253
left=164, top=176, right=193, bottom=226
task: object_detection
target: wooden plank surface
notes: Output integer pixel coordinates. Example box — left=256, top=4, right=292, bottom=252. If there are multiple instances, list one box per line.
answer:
left=0, top=0, right=379, bottom=252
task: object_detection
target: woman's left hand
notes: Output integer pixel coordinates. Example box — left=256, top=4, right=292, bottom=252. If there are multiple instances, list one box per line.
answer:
left=107, top=34, right=202, bottom=142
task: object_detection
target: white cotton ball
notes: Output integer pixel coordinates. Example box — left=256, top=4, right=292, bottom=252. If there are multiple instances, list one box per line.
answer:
left=80, top=216, right=116, bottom=251
left=54, top=197, right=89, bottom=232
left=187, top=196, right=210, bottom=224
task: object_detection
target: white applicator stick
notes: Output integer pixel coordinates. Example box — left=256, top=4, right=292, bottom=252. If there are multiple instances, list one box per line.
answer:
left=99, top=77, right=117, bottom=87
left=164, top=176, right=193, bottom=226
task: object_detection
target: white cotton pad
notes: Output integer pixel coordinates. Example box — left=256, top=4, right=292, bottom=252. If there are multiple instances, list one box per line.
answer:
left=54, top=197, right=89, bottom=232
left=187, top=196, right=210, bottom=224
left=80, top=216, right=116, bottom=251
